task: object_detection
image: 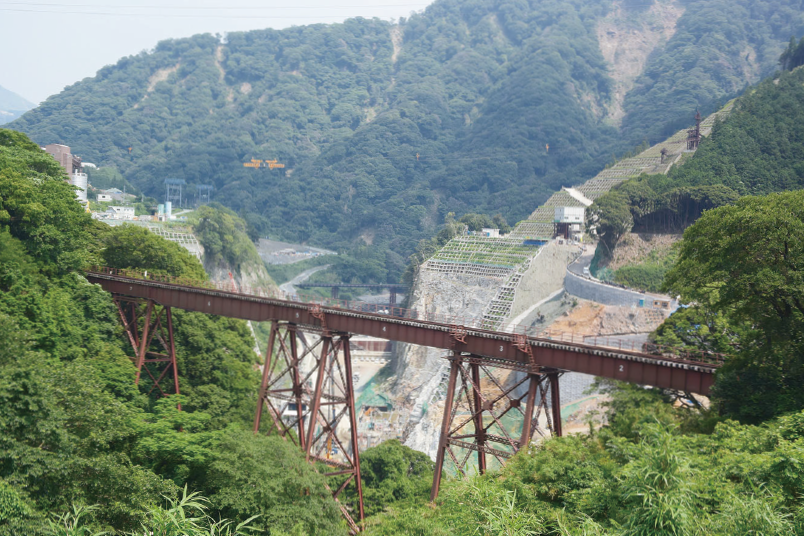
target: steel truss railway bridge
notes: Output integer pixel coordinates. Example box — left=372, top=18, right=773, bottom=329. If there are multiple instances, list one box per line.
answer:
left=86, top=268, right=722, bottom=533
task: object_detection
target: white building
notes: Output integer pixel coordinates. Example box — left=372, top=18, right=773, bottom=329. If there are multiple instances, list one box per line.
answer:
left=97, top=193, right=113, bottom=202
left=68, top=172, right=88, bottom=203
left=481, top=228, right=500, bottom=238
left=554, top=206, right=585, bottom=242
left=554, top=206, right=585, bottom=223
left=106, top=206, right=136, bottom=220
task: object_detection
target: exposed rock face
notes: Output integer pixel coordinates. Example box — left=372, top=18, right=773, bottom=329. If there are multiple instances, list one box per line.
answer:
left=204, top=258, right=277, bottom=293
left=597, top=0, right=685, bottom=126
left=385, top=242, right=580, bottom=459
left=597, top=232, right=682, bottom=272
left=390, top=270, right=504, bottom=435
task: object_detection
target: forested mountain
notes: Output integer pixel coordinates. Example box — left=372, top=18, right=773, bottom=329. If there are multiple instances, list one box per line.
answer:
left=10, top=0, right=804, bottom=281
left=0, top=86, right=34, bottom=125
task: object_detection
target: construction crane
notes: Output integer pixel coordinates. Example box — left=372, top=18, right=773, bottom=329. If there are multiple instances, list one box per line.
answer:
left=242, top=158, right=285, bottom=170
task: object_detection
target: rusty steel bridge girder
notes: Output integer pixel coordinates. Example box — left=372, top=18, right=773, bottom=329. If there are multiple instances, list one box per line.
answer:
left=91, top=270, right=722, bottom=532
left=87, top=272, right=717, bottom=395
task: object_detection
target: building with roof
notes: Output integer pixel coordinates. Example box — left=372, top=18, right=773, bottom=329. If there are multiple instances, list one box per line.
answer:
left=105, top=206, right=135, bottom=220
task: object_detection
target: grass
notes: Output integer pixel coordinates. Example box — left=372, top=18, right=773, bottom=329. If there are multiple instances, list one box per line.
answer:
left=611, top=247, right=679, bottom=293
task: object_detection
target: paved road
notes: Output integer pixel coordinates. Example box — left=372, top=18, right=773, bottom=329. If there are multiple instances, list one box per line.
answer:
left=568, top=244, right=596, bottom=276
left=279, top=264, right=331, bottom=295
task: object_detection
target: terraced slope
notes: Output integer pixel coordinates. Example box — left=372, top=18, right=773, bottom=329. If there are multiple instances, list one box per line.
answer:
left=509, top=102, right=735, bottom=241
left=418, top=104, right=735, bottom=331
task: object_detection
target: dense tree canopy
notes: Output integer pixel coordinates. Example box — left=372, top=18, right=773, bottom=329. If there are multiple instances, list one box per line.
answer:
left=663, top=190, right=804, bottom=422
left=0, top=129, right=344, bottom=534
left=362, top=384, right=804, bottom=536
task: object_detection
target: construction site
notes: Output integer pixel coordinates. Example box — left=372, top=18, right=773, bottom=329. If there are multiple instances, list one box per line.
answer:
left=100, top=106, right=733, bottom=468
left=354, top=104, right=734, bottom=462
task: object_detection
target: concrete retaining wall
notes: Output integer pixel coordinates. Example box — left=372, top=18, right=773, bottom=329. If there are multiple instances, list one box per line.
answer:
left=509, top=242, right=579, bottom=320
left=565, top=269, right=651, bottom=307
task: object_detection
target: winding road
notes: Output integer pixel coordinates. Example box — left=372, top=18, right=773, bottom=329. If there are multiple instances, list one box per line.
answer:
left=279, top=264, right=331, bottom=295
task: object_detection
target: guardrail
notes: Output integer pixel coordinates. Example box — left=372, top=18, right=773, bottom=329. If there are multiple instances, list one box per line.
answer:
left=87, top=266, right=726, bottom=366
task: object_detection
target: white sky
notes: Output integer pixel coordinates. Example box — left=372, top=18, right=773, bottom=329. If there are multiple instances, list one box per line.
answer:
left=0, top=0, right=433, bottom=104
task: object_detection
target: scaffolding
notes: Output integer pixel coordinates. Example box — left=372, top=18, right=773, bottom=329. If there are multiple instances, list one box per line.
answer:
left=423, top=237, right=537, bottom=277
left=480, top=254, right=536, bottom=330
left=147, top=226, right=203, bottom=260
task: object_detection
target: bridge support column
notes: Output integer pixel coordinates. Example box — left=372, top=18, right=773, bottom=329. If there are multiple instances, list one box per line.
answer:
left=549, top=372, right=562, bottom=438
left=113, top=296, right=181, bottom=403
left=431, top=356, right=459, bottom=502
left=255, top=322, right=307, bottom=446
left=430, top=355, right=561, bottom=501
left=254, top=324, right=364, bottom=533
left=470, top=362, right=487, bottom=474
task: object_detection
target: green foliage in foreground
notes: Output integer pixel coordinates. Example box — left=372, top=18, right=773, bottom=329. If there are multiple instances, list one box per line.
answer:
left=662, top=190, right=804, bottom=423
left=46, top=490, right=260, bottom=536
left=0, top=129, right=345, bottom=535
left=7, top=127, right=804, bottom=535
left=363, top=384, right=804, bottom=536
left=343, top=440, right=434, bottom=518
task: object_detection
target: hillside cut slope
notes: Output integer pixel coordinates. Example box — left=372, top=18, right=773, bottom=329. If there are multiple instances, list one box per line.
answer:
left=10, top=0, right=804, bottom=280
left=379, top=102, right=732, bottom=458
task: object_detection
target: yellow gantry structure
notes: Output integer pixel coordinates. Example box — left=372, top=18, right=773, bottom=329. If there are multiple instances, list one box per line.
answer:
left=243, top=158, right=285, bottom=169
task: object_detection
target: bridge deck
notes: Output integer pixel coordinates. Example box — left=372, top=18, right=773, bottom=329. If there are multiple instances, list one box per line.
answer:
left=86, top=270, right=719, bottom=394
left=294, top=283, right=408, bottom=289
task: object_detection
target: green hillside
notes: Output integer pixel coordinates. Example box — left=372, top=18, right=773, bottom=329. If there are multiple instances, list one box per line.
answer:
left=9, top=0, right=804, bottom=282
left=0, top=86, right=34, bottom=125
left=4, top=127, right=804, bottom=534
left=0, top=129, right=343, bottom=534
left=591, top=64, right=804, bottom=255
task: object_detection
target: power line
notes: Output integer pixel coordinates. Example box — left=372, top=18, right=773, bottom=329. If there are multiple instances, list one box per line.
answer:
left=0, top=7, right=423, bottom=18
left=0, top=1, right=429, bottom=9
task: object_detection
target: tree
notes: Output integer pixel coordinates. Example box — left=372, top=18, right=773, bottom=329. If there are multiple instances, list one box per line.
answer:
left=191, top=204, right=262, bottom=271
left=664, top=190, right=804, bottom=421
left=780, top=36, right=804, bottom=71
left=202, top=430, right=347, bottom=535
left=588, top=190, right=632, bottom=256
left=344, top=440, right=433, bottom=517
left=101, top=225, right=207, bottom=280
left=0, top=129, right=95, bottom=273
left=651, top=305, right=746, bottom=355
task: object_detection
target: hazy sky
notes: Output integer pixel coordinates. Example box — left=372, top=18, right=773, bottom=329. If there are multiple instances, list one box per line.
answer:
left=0, top=0, right=434, bottom=104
